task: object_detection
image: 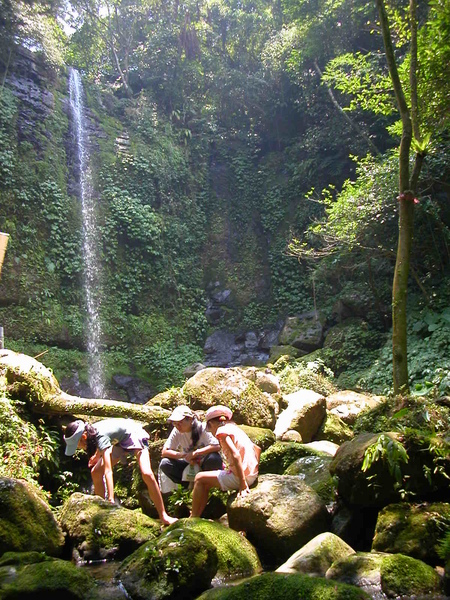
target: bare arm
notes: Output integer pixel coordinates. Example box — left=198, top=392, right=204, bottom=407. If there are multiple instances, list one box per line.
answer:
left=185, top=444, right=221, bottom=463
left=221, top=435, right=249, bottom=496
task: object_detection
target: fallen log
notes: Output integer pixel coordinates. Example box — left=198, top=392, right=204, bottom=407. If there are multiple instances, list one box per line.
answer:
left=0, top=349, right=170, bottom=425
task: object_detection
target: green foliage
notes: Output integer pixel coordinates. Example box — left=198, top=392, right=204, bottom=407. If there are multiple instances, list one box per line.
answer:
left=323, top=52, right=394, bottom=116
left=134, top=340, right=203, bottom=392
left=362, top=433, right=409, bottom=486
left=0, top=397, right=60, bottom=490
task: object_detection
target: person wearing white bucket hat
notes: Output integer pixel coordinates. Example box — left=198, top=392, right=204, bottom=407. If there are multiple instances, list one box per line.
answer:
left=190, top=405, right=261, bottom=518
left=158, top=405, right=222, bottom=493
left=63, top=418, right=177, bottom=526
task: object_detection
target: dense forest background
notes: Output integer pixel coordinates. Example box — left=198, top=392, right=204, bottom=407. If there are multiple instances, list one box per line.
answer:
left=0, top=0, right=449, bottom=397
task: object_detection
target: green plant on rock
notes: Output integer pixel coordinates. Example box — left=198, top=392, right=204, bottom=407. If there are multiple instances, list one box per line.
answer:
left=362, top=433, right=409, bottom=495
left=0, top=397, right=60, bottom=491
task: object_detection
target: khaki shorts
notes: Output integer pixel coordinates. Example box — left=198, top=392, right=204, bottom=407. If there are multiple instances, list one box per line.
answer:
left=217, top=469, right=258, bottom=491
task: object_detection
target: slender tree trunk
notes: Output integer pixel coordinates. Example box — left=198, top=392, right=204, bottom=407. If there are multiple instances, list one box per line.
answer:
left=375, top=0, right=423, bottom=394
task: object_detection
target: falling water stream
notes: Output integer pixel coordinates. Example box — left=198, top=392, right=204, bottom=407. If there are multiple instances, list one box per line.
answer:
left=69, top=68, right=105, bottom=398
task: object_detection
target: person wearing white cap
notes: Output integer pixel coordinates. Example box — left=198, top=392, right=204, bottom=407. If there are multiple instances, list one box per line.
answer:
left=63, top=418, right=177, bottom=526
left=190, top=405, right=261, bottom=518
left=159, top=405, right=222, bottom=493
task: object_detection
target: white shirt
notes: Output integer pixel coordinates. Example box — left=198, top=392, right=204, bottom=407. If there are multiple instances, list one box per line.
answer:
left=164, top=423, right=218, bottom=454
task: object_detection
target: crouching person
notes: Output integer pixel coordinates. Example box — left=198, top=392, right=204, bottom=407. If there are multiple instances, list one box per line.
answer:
left=159, top=405, right=223, bottom=493
left=190, top=405, right=261, bottom=518
left=64, top=418, right=177, bottom=526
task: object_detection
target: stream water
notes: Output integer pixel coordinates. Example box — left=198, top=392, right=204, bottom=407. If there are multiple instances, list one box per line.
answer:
left=68, top=68, right=105, bottom=398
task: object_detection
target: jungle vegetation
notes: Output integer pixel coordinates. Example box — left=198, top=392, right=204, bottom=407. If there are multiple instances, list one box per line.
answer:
left=0, top=0, right=449, bottom=396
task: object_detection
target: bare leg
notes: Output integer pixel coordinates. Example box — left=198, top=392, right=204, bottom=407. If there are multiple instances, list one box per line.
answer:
left=136, top=449, right=177, bottom=526
left=90, top=455, right=120, bottom=499
left=190, top=471, right=221, bottom=518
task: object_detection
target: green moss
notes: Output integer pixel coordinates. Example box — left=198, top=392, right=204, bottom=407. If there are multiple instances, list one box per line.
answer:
left=373, top=502, right=450, bottom=564
left=196, top=572, right=371, bottom=600
left=380, top=553, right=441, bottom=597
left=238, top=425, right=276, bottom=451
left=119, top=527, right=218, bottom=600
left=0, top=558, right=99, bottom=599
left=167, top=518, right=261, bottom=581
left=0, top=478, right=64, bottom=557
left=58, top=494, right=159, bottom=559
left=260, top=442, right=328, bottom=475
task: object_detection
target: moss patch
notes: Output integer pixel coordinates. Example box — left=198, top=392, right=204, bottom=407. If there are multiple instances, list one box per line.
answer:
left=167, top=518, right=261, bottom=581
left=0, top=557, right=100, bottom=599
left=260, top=442, right=329, bottom=475
left=380, top=553, right=442, bottom=597
left=196, top=572, right=371, bottom=600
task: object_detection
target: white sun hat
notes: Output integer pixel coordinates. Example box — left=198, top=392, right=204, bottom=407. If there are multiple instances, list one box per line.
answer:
left=64, top=420, right=85, bottom=456
left=168, top=405, right=195, bottom=422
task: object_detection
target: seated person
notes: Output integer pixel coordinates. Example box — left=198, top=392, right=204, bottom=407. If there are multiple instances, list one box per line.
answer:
left=159, top=405, right=223, bottom=493
left=64, top=417, right=177, bottom=525
left=190, top=405, right=261, bottom=518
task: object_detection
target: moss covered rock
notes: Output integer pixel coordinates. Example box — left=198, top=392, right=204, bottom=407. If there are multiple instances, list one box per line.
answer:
left=0, top=477, right=64, bottom=557
left=283, top=455, right=335, bottom=503
left=269, top=346, right=304, bottom=363
left=274, top=389, right=326, bottom=442
left=0, top=554, right=100, bottom=599
left=260, top=441, right=328, bottom=475
left=326, top=551, right=442, bottom=598
left=238, top=425, right=276, bottom=451
left=182, top=367, right=278, bottom=428
left=279, top=312, right=326, bottom=352
left=166, top=518, right=261, bottom=582
left=372, top=502, right=450, bottom=565
left=58, top=493, right=160, bottom=560
left=314, top=412, right=354, bottom=445
left=276, top=532, right=355, bottom=576
left=330, top=431, right=450, bottom=507
left=196, top=572, right=371, bottom=600
left=227, top=474, right=329, bottom=567
left=118, top=526, right=218, bottom=600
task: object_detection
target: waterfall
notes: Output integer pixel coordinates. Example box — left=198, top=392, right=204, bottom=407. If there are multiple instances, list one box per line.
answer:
left=69, top=68, right=105, bottom=398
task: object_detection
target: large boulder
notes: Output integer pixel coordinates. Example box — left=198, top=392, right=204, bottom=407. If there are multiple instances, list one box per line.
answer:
left=0, top=477, right=64, bottom=557
left=238, top=424, right=276, bottom=451
left=330, top=432, right=450, bottom=507
left=326, top=551, right=443, bottom=599
left=314, top=412, right=354, bottom=445
left=196, top=572, right=371, bottom=600
left=167, top=518, right=261, bottom=582
left=0, top=552, right=101, bottom=599
left=118, top=526, right=218, bottom=600
left=58, top=493, right=160, bottom=561
left=329, top=433, right=401, bottom=507
left=227, top=474, right=329, bottom=566
left=283, top=455, right=335, bottom=503
left=279, top=312, right=326, bottom=352
left=240, top=367, right=281, bottom=394
left=326, top=390, right=384, bottom=425
left=372, top=502, right=450, bottom=565
left=260, top=441, right=329, bottom=475
left=276, top=532, right=355, bottom=576
left=182, top=367, right=278, bottom=428
left=274, top=389, right=326, bottom=442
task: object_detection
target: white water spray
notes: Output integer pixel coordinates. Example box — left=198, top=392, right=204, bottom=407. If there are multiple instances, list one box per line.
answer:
left=69, top=68, right=105, bottom=398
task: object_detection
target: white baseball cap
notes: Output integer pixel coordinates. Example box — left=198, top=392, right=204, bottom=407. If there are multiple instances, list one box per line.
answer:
left=64, top=420, right=85, bottom=456
left=168, top=405, right=195, bottom=422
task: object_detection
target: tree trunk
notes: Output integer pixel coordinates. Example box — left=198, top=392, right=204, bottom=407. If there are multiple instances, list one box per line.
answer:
left=1, top=349, right=170, bottom=425
left=376, top=0, right=423, bottom=395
